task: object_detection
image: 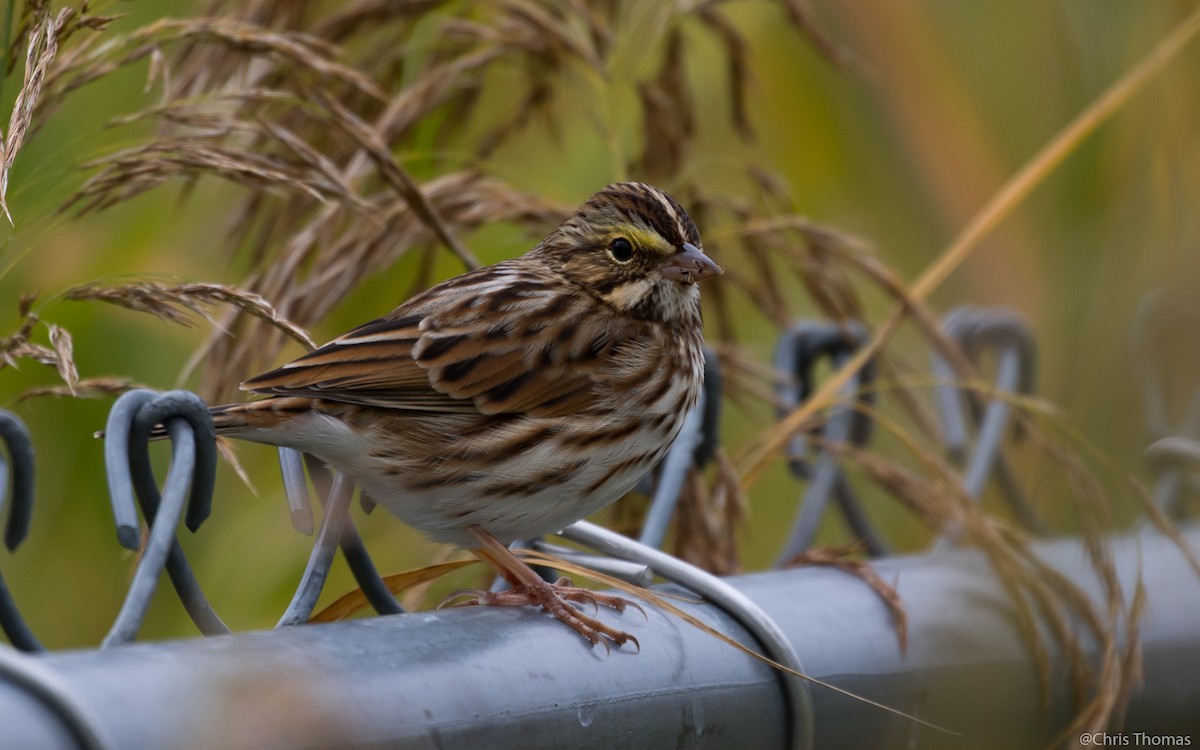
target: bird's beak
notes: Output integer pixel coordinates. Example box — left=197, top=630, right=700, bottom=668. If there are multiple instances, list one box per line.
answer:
left=661, top=242, right=722, bottom=284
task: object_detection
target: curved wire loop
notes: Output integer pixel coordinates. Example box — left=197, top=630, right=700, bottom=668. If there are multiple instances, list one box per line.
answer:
left=277, top=471, right=356, bottom=627
left=0, top=645, right=112, bottom=750
left=102, top=390, right=228, bottom=645
left=1145, top=436, right=1200, bottom=500
left=1146, top=436, right=1200, bottom=472
left=1131, top=291, right=1200, bottom=518
left=278, top=447, right=315, bottom=535
left=0, top=411, right=41, bottom=651
left=277, top=450, right=403, bottom=617
left=527, top=539, right=654, bottom=586
left=562, top=520, right=815, bottom=750
left=931, top=307, right=1041, bottom=544
left=773, top=321, right=886, bottom=563
left=934, top=306, right=1036, bottom=453
left=0, top=411, right=34, bottom=552
left=1131, top=290, right=1200, bottom=440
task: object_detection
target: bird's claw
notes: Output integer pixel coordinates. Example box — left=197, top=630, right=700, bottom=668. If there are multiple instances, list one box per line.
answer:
left=441, top=577, right=641, bottom=651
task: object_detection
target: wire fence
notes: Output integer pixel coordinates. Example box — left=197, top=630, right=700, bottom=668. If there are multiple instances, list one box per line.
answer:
left=0, top=302, right=1197, bottom=748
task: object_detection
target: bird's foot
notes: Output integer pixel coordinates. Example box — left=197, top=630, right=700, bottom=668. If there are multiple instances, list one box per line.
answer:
left=440, top=576, right=641, bottom=652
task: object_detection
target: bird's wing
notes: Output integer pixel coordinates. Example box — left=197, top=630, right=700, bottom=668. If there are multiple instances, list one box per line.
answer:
left=242, top=266, right=641, bottom=418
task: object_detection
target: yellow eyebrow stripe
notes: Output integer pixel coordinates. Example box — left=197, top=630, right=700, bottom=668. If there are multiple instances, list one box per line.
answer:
left=608, top=227, right=673, bottom=256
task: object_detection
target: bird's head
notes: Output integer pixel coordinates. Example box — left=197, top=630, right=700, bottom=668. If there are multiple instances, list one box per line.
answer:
left=534, top=182, right=722, bottom=323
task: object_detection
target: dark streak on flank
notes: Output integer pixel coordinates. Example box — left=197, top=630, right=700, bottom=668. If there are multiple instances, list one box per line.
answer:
left=410, top=471, right=487, bottom=491
left=647, top=411, right=674, bottom=431
left=482, top=459, right=588, bottom=497
left=641, top=371, right=675, bottom=408
left=583, top=451, right=660, bottom=494
left=560, top=419, right=642, bottom=448
left=454, top=423, right=557, bottom=461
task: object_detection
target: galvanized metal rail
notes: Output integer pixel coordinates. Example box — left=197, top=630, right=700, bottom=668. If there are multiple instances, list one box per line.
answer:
left=0, top=524, right=1195, bottom=749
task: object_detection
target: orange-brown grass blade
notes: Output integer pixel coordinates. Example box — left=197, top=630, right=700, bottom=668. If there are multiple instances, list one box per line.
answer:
left=311, top=556, right=700, bottom=621
left=310, top=559, right=478, bottom=623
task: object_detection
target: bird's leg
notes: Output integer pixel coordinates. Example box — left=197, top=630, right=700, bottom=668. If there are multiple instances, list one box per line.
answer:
left=450, top=526, right=641, bottom=650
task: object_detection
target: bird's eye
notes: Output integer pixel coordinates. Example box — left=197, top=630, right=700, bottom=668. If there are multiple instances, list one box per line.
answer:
left=608, top=237, right=634, bottom=263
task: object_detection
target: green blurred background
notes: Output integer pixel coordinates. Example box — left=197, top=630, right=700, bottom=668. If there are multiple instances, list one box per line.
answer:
left=0, top=1, right=1197, bottom=648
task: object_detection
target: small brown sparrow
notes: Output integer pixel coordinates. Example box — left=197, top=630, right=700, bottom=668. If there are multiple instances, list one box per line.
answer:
left=208, top=182, right=721, bottom=647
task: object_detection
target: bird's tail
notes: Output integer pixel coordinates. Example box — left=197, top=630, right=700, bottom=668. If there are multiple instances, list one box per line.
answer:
left=135, top=397, right=315, bottom=440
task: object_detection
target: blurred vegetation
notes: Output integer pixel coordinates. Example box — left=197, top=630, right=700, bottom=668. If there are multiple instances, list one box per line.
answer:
left=0, top=3, right=1197, bottom=732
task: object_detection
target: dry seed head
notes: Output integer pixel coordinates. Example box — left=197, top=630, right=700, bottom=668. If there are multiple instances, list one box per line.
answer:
left=64, top=281, right=315, bottom=351
left=18, top=376, right=146, bottom=402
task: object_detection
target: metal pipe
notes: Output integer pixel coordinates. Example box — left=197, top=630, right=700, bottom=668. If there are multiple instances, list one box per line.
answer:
left=0, top=525, right=1196, bottom=749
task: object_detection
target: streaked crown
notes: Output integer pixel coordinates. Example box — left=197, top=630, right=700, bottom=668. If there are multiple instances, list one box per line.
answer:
left=533, top=182, right=716, bottom=322
left=562, top=182, right=701, bottom=249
